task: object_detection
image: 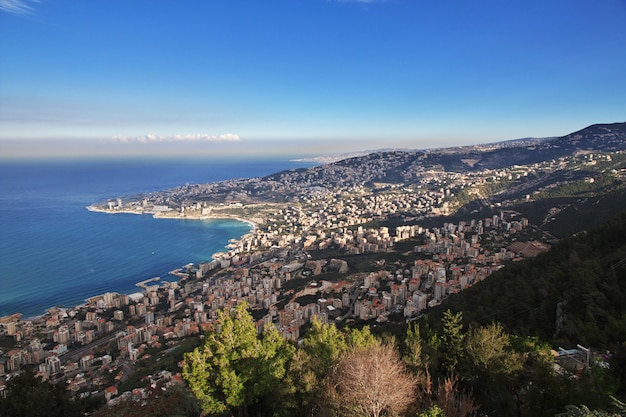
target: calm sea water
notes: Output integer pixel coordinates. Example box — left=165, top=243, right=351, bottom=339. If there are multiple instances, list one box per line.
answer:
left=0, top=158, right=314, bottom=318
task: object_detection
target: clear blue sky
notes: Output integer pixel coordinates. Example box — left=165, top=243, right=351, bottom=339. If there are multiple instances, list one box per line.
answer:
left=1, top=0, right=625, bottom=158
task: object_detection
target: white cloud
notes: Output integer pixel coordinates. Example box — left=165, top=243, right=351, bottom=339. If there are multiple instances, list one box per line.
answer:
left=0, top=0, right=38, bottom=15
left=111, top=133, right=241, bottom=144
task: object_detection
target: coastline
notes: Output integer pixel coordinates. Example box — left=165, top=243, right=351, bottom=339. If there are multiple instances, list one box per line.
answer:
left=2, top=207, right=256, bottom=322
left=86, top=204, right=258, bottom=229
left=86, top=204, right=259, bottom=256
left=2, top=158, right=305, bottom=324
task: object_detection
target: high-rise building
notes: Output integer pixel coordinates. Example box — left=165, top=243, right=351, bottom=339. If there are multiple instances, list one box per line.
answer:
left=6, top=321, right=17, bottom=336
left=145, top=312, right=154, bottom=325
left=46, top=355, right=61, bottom=375
left=104, top=292, right=114, bottom=306
left=136, top=303, right=147, bottom=316
left=128, top=342, right=138, bottom=361
left=57, top=325, right=70, bottom=345
left=80, top=354, right=93, bottom=370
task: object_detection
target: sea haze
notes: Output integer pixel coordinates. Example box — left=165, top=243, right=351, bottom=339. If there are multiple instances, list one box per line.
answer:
left=0, top=158, right=315, bottom=318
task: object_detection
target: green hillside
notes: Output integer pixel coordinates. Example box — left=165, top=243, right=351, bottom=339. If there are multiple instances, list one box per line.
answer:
left=432, top=209, right=626, bottom=351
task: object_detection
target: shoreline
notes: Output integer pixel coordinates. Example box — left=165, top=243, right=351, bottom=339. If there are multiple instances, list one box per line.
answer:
left=86, top=204, right=258, bottom=229
left=3, top=207, right=257, bottom=322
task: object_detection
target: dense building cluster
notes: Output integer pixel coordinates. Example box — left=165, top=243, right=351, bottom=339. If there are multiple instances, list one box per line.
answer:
left=0, top=203, right=540, bottom=405
left=5, top=149, right=620, bottom=405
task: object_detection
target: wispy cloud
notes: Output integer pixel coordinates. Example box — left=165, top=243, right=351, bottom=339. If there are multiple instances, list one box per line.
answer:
left=0, top=0, right=39, bottom=15
left=111, top=133, right=241, bottom=144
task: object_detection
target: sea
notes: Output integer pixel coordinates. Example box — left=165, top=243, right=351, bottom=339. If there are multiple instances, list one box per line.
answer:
left=0, top=158, right=315, bottom=319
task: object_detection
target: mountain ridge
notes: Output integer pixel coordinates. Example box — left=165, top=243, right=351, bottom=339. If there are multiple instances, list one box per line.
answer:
left=90, top=122, right=626, bottom=237
left=299, top=122, right=625, bottom=170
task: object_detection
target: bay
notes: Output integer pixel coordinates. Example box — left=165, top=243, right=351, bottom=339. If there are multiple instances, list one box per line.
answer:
left=0, top=158, right=314, bottom=318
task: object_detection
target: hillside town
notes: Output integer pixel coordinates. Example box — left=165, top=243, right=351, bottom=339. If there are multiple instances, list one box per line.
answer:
left=1, top=149, right=622, bottom=406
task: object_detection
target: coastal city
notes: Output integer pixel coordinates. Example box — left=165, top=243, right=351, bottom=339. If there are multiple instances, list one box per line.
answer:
left=0, top=149, right=622, bottom=406
left=2, top=0, right=626, bottom=412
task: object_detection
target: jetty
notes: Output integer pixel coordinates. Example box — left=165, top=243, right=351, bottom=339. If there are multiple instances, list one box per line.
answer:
left=136, top=277, right=160, bottom=289
left=169, top=263, right=193, bottom=278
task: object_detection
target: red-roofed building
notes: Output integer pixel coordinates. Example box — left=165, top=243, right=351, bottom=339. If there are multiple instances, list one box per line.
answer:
left=104, top=385, right=118, bottom=401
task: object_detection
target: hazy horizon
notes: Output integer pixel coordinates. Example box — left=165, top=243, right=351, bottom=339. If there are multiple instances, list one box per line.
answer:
left=0, top=129, right=580, bottom=161
left=1, top=0, right=625, bottom=160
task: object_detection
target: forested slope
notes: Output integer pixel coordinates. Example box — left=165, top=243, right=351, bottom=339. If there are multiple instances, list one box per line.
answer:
left=434, top=209, right=626, bottom=350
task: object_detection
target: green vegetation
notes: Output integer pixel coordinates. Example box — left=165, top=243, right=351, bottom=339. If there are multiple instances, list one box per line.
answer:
left=0, top=336, right=16, bottom=350
left=309, top=247, right=417, bottom=274
left=93, top=206, right=626, bottom=417
left=6, top=207, right=617, bottom=417
left=209, top=203, right=279, bottom=222
left=557, top=397, right=626, bottom=416
left=0, top=368, right=102, bottom=417
left=431, top=209, right=626, bottom=351
left=448, top=179, right=511, bottom=211
left=513, top=188, right=626, bottom=238
left=533, top=174, right=625, bottom=200
left=91, top=384, right=200, bottom=417
left=28, top=154, right=626, bottom=417
left=175, top=211, right=626, bottom=416
left=439, top=309, right=464, bottom=373
left=174, top=302, right=620, bottom=416
left=183, top=302, right=295, bottom=416
left=117, top=337, right=202, bottom=393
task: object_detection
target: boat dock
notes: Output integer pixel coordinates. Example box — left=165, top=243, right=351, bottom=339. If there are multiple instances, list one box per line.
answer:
left=136, top=277, right=160, bottom=289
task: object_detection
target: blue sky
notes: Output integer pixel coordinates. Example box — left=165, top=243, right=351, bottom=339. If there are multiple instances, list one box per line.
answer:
left=1, top=0, right=625, bottom=158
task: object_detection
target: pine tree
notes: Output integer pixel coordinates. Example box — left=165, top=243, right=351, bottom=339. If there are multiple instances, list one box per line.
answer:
left=182, top=302, right=294, bottom=416
left=440, top=309, right=464, bottom=373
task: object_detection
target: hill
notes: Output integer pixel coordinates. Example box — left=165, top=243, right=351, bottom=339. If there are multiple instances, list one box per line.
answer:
left=436, top=122, right=626, bottom=171
left=431, top=208, right=626, bottom=351
left=93, top=122, right=626, bottom=204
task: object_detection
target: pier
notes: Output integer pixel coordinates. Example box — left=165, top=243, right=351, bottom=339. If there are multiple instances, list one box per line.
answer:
left=169, top=263, right=194, bottom=278
left=136, top=277, right=160, bottom=289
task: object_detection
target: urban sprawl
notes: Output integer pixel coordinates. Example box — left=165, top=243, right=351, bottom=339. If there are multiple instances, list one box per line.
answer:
left=2, top=150, right=617, bottom=404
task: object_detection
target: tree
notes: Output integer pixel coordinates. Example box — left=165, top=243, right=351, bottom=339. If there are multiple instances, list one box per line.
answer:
left=0, top=367, right=83, bottom=417
left=302, top=317, right=348, bottom=372
left=557, top=397, right=626, bottom=417
left=290, top=319, right=378, bottom=415
left=610, top=341, right=626, bottom=395
left=90, top=383, right=200, bottom=417
left=182, top=302, right=294, bottom=416
left=282, top=347, right=320, bottom=415
left=434, top=374, right=479, bottom=417
left=324, top=341, right=417, bottom=417
left=417, top=405, right=446, bottom=417
left=346, top=325, right=378, bottom=350
left=558, top=405, right=610, bottom=417
left=440, top=310, right=464, bottom=373
left=404, top=321, right=427, bottom=373
left=464, top=323, right=521, bottom=375
left=403, top=321, right=436, bottom=410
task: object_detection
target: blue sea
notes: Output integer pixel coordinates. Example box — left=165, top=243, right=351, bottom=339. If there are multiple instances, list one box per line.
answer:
left=0, top=158, right=314, bottom=318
